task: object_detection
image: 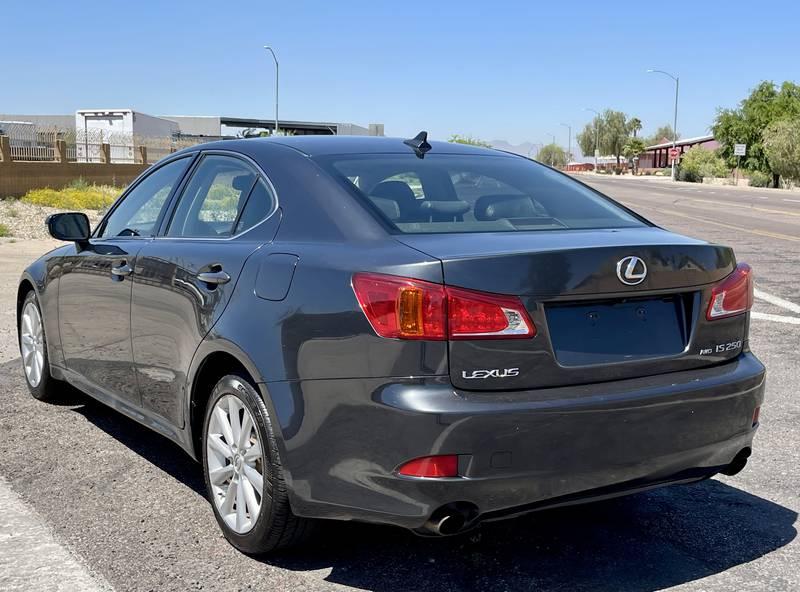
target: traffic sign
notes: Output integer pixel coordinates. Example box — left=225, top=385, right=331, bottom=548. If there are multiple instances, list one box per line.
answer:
left=734, top=143, right=747, bottom=156
left=668, top=147, right=680, bottom=161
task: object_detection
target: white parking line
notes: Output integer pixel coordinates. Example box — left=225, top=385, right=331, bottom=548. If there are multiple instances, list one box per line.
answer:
left=783, top=198, right=800, bottom=203
left=754, top=288, right=800, bottom=315
left=0, top=477, right=111, bottom=591
left=751, top=312, right=800, bottom=325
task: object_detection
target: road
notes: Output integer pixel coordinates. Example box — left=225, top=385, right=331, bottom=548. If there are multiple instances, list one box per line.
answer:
left=0, top=178, right=798, bottom=591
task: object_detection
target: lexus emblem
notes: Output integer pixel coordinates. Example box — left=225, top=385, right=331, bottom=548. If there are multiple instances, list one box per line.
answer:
left=616, top=256, right=647, bottom=285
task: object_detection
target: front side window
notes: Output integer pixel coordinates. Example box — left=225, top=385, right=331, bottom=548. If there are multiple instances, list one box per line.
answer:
left=167, top=155, right=272, bottom=238
left=98, top=157, right=190, bottom=238
left=314, top=153, right=647, bottom=234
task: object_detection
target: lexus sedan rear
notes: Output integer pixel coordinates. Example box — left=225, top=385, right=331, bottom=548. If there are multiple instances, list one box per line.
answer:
left=18, top=134, right=765, bottom=553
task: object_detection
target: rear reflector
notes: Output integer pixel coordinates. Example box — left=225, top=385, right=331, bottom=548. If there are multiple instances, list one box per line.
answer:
left=397, top=455, right=459, bottom=478
left=753, top=406, right=760, bottom=427
left=352, top=272, right=535, bottom=340
left=707, top=263, right=753, bottom=320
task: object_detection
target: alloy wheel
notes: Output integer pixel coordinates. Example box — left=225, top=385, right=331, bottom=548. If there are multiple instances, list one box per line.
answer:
left=20, top=302, right=45, bottom=388
left=205, top=394, right=265, bottom=533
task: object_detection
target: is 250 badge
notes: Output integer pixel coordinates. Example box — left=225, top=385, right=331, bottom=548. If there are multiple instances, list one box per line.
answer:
left=700, top=340, right=742, bottom=356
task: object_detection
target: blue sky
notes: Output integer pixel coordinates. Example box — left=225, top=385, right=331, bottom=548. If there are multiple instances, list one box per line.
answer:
left=5, top=0, right=799, bottom=151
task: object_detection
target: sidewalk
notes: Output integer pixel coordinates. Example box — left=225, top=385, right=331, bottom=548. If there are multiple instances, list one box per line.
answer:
left=571, top=171, right=800, bottom=194
left=0, top=477, right=111, bottom=592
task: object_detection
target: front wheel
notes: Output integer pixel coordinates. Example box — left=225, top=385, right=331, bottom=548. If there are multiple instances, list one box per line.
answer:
left=201, top=374, right=313, bottom=554
left=19, top=291, right=61, bottom=401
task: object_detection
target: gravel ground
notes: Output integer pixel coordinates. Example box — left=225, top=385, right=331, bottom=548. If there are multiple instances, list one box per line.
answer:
left=0, top=199, right=103, bottom=240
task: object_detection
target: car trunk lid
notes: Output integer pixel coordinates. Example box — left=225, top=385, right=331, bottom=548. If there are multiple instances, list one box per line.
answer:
left=396, top=227, right=747, bottom=391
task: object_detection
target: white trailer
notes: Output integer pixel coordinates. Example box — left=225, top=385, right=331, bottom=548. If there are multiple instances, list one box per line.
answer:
left=75, top=109, right=178, bottom=163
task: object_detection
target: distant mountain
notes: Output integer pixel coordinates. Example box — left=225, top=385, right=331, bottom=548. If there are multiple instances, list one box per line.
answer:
left=489, top=140, right=537, bottom=157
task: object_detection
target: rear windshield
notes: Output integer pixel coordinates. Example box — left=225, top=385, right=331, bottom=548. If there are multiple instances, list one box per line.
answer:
left=313, top=153, right=647, bottom=234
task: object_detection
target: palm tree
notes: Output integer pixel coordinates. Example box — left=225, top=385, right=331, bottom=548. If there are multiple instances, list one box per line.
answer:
left=628, top=117, right=643, bottom=138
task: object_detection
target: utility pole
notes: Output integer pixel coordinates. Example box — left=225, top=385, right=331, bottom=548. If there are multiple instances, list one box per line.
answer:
left=560, top=123, right=572, bottom=164
left=263, top=46, right=279, bottom=136
left=647, top=69, right=679, bottom=181
left=585, top=108, right=600, bottom=173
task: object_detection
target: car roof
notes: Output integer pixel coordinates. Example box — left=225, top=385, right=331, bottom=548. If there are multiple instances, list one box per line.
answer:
left=181, top=135, right=515, bottom=158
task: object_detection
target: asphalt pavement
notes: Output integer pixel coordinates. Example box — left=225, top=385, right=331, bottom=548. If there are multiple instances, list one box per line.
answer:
left=0, top=178, right=798, bottom=591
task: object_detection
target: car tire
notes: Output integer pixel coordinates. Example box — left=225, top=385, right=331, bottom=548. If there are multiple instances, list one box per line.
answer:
left=18, top=290, right=61, bottom=401
left=202, top=373, right=313, bottom=554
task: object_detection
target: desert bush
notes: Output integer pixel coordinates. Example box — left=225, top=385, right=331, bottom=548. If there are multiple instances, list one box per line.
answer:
left=0, top=223, right=11, bottom=237
left=680, top=147, right=728, bottom=182
left=21, top=183, right=121, bottom=210
left=747, top=170, right=772, bottom=187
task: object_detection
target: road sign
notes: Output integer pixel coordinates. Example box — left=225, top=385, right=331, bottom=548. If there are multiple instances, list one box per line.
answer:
left=669, top=147, right=680, bottom=161
left=734, top=143, right=747, bottom=156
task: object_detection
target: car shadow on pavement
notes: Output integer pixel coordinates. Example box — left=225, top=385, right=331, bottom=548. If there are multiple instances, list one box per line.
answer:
left=70, top=391, right=207, bottom=496
left=271, top=483, right=796, bottom=592
left=62, top=378, right=795, bottom=592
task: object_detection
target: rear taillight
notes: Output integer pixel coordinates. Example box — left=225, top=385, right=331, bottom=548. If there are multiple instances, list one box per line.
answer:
left=447, top=286, right=534, bottom=339
left=352, top=273, right=446, bottom=340
left=706, top=263, right=754, bottom=320
left=352, top=273, right=535, bottom=340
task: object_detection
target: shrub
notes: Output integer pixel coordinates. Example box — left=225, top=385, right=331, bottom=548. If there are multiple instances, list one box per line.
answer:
left=678, top=168, right=701, bottom=183
left=680, top=147, right=728, bottom=182
left=21, top=184, right=121, bottom=210
left=747, top=170, right=772, bottom=187
left=0, top=223, right=10, bottom=237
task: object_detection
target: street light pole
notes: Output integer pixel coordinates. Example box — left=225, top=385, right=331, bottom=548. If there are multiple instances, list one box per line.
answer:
left=647, top=69, right=679, bottom=181
left=585, top=108, right=600, bottom=173
left=263, top=45, right=279, bottom=136
left=560, top=123, right=572, bottom=164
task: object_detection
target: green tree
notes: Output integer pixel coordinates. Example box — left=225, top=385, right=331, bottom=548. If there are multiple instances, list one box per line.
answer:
left=536, top=143, right=567, bottom=167
left=622, top=138, right=647, bottom=173
left=763, top=118, right=800, bottom=184
left=576, top=120, right=599, bottom=157
left=600, top=110, right=630, bottom=166
left=713, top=81, right=800, bottom=186
left=622, top=138, right=646, bottom=160
left=646, top=125, right=678, bottom=146
left=448, top=134, right=492, bottom=148
left=628, top=117, right=643, bottom=138
left=575, top=110, right=634, bottom=165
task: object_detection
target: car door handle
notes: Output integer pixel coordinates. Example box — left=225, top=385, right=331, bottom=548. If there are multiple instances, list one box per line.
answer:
left=111, top=262, right=133, bottom=277
left=197, top=269, right=231, bottom=285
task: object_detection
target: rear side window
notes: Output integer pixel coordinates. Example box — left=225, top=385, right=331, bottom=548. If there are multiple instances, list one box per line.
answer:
left=167, top=154, right=274, bottom=238
left=314, top=154, right=646, bottom=234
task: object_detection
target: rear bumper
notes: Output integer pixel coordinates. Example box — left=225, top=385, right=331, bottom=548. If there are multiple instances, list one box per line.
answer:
left=265, top=352, right=765, bottom=530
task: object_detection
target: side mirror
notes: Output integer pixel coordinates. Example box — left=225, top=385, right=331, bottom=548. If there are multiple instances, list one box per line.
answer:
left=46, top=212, right=91, bottom=243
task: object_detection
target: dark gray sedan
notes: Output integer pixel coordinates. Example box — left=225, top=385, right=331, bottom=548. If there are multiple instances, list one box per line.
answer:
left=17, top=134, right=765, bottom=553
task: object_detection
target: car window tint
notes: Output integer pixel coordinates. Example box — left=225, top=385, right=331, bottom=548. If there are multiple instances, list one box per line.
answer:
left=315, top=154, right=646, bottom=234
left=167, top=155, right=257, bottom=238
left=234, top=178, right=275, bottom=235
left=98, top=157, right=190, bottom=238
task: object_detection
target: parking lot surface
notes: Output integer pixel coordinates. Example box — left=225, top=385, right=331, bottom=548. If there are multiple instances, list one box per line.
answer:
left=0, top=177, right=798, bottom=591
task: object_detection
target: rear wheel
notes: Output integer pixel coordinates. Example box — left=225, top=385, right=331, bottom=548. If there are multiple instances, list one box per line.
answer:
left=202, top=374, right=313, bottom=554
left=19, top=291, right=61, bottom=401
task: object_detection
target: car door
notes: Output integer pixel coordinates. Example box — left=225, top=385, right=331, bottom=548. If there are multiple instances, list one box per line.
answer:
left=58, top=156, right=193, bottom=405
left=131, top=152, right=278, bottom=427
